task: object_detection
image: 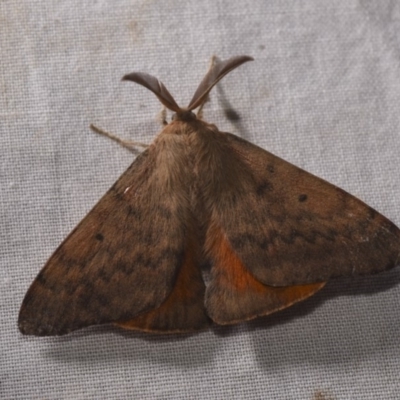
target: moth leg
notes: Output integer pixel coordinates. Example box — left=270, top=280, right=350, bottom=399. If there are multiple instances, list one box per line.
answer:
left=157, top=106, right=168, bottom=126
left=90, top=124, right=149, bottom=152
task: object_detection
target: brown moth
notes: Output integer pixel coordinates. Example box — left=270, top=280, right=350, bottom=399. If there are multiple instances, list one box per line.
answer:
left=18, top=56, right=400, bottom=336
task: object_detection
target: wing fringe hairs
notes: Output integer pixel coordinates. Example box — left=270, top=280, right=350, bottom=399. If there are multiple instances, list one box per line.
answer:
left=18, top=56, right=400, bottom=336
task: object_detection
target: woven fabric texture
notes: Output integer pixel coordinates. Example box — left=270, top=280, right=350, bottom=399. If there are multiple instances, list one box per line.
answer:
left=2, top=1, right=400, bottom=399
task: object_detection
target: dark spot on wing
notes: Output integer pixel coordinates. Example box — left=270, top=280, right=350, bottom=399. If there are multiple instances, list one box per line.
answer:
left=298, top=194, right=308, bottom=202
left=256, top=180, right=273, bottom=196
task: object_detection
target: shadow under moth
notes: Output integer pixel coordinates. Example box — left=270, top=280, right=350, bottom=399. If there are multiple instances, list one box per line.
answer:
left=18, top=55, right=400, bottom=336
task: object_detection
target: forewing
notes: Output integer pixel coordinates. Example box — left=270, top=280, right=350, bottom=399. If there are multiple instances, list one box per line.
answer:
left=18, top=142, right=206, bottom=336
left=206, top=132, right=400, bottom=288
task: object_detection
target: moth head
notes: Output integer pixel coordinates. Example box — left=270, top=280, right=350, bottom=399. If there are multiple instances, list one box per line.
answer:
left=122, top=55, right=254, bottom=121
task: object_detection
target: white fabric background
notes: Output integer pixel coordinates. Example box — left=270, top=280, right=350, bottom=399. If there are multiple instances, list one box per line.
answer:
left=2, top=1, right=400, bottom=399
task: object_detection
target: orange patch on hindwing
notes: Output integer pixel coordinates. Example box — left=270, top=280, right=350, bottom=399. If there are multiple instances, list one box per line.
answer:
left=116, top=239, right=210, bottom=333
left=205, top=224, right=326, bottom=324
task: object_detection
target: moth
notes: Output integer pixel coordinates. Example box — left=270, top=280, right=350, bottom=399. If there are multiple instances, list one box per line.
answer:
left=18, top=55, right=400, bottom=336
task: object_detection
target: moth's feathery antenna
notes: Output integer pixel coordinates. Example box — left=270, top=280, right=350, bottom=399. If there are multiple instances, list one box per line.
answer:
left=122, top=56, right=253, bottom=116
left=196, top=55, right=218, bottom=120
left=90, top=124, right=150, bottom=153
left=187, top=55, right=254, bottom=111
